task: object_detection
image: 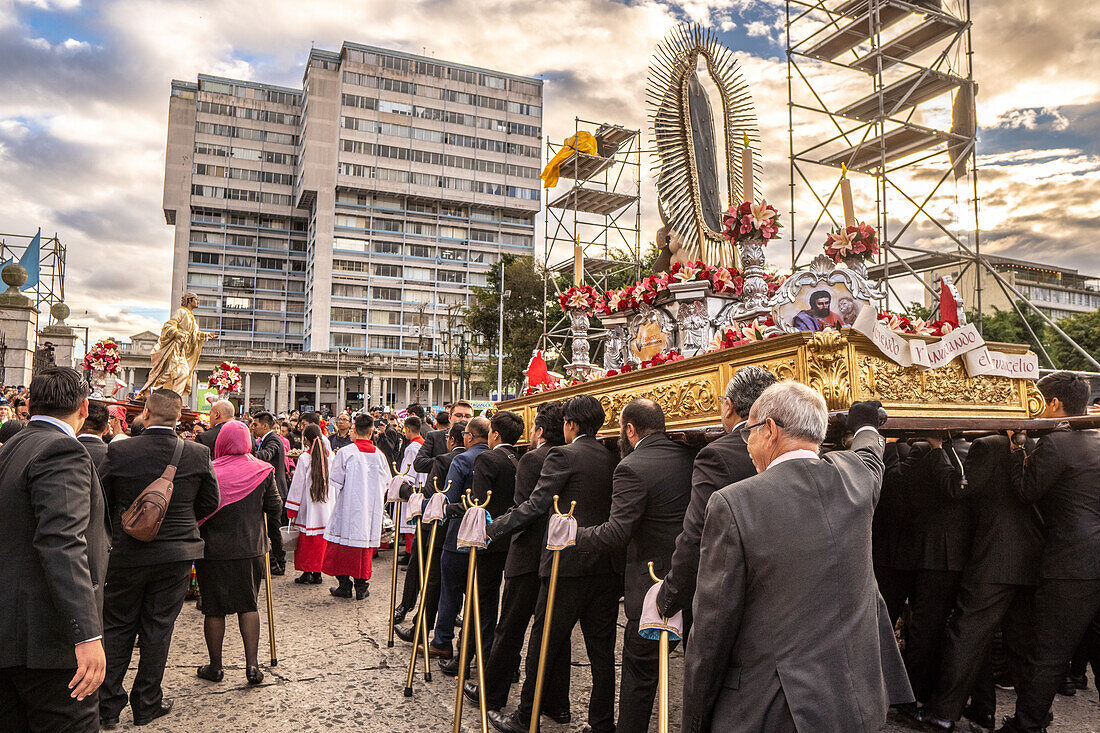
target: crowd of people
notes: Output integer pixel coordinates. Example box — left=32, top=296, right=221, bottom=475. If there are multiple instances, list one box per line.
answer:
left=0, top=364, right=1097, bottom=733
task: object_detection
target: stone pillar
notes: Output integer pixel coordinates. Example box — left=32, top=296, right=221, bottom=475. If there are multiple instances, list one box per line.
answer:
left=314, top=375, right=321, bottom=412
left=427, top=379, right=434, bottom=408
left=337, top=375, right=346, bottom=413
left=404, top=378, right=411, bottom=407
left=289, top=374, right=297, bottom=411
left=269, top=374, right=277, bottom=411
left=243, top=373, right=251, bottom=413
left=0, top=265, right=39, bottom=387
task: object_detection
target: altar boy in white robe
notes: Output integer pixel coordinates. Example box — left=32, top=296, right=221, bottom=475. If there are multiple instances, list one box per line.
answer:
left=322, top=413, right=389, bottom=600
left=396, top=415, right=427, bottom=550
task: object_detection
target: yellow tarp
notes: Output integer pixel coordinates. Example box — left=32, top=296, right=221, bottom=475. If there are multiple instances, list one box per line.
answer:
left=540, top=131, right=598, bottom=189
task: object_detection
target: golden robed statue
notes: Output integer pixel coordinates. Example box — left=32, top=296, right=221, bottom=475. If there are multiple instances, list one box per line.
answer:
left=137, top=292, right=217, bottom=399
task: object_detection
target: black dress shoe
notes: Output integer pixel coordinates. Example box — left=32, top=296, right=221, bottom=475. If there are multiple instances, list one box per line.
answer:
left=542, top=707, right=571, bottom=724
left=395, top=624, right=415, bottom=643
left=963, top=705, right=994, bottom=730
left=196, top=664, right=223, bottom=682
left=134, top=699, right=173, bottom=726
left=393, top=604, right=408, bottom=625
left=894, top=703, right=920, bottom=725
left=294, top=572, right=313, bottom=584
left=246, top=666, right=264, bottom=685
left=463, top=681, right=491, bottom=708
left=438, top=656, right=470, bottom=677
left=99, top=716, right=120, bottom=730
left=354, top=580, right=370, bottom=600
left=1057, top=675, right=1076, bottom=696
left=310, top=572, right=323, bottom=584
left=1070, top=673, right=1088, bottom=690
left=995, top=716, right=1036, bottom=733
left=269, top=563, right=285, bottom=576
left=330, top=585, right=353, bottom=599
left=915, top=707, right=955, bottom=731
left=397, top=554, right=411, bottom=566
left=488, top=709, right=531, bottom=733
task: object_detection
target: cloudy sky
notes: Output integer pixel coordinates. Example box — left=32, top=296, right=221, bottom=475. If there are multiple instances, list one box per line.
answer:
left=1, top=0, right=1097, bottom=345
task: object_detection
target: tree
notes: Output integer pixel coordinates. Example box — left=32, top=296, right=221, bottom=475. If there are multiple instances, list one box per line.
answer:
left=1044, top=309, right=1100, bottom=372
left=975, top=302, right=1055, bottom=367
left=466, top=255, right=551, bottom=397
left=904, top=301, right=933, bottom=321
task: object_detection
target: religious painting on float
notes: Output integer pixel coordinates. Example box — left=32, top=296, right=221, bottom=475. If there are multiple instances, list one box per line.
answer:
left=777, top=281, right=865, bottom=332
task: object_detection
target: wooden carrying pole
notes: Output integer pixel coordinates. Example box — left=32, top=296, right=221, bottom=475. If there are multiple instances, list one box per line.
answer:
left=453, top=489, right=491, bottom=733
left=530, top=495, right=576, bottom=733
left=648, top=562, right=669, bottom=733
left=262, top=514, right=277, bottom=667
left=404, top=480, right=449, bottom=696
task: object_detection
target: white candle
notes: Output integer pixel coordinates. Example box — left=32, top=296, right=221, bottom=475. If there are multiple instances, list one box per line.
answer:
left=741, top=133, right=754, bottom=204
left=574, top=240, right=583, bottom=286
left=840, top=163, right=856, bottom=227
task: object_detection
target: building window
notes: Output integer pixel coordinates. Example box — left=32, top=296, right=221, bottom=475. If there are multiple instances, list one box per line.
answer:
left=224, top=297, right=251, bottom=310
left=331, top=307, right=368, bottom=323
left=190, top=251, right=220, bottom=265
left=372, top=286, right=401, bottom=301
left=374, top=264, right=402, bottom=278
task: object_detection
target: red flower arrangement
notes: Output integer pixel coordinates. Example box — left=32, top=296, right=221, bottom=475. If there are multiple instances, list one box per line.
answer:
left=876, top=311, right=956, bottom=338
left=635, top=273, right=671, bottom=305
left=825, top=222, right=879, bottom=264
left=604, top=363, right=634, bottom=377
left=722, top=200, right=782, bottom=245
left=82, top=339, right=121, bottom=374
left=559, top=285, right=603, bottom=312
left=668, top=260, right=715, bottom=284
left=208, top=361, right=242, bottom=394
left=599, top=285, right=639, bottom=314
left=639, top=349, right=685, bottom=369
left=707, top=317, right=779, bottom=353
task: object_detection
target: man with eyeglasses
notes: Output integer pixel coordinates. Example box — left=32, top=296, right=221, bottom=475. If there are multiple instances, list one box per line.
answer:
left=654, top=366, right=776, bottom=628
left=682, top=384, right=912, bottom=733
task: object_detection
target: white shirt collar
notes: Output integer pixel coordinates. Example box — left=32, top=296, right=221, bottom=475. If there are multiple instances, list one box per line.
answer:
left=29, top=414, right=76, bottom=438
left=262, top=430, right=275, bottom=441
left=145, top=425, right=175, bottom=432
left=632, top=433, right=660, bottom=451
left=571, top=434, right=588, bottom=444
left=494, top=443, right=513, bottom=451
left=766, top=448, right=820, bottom=470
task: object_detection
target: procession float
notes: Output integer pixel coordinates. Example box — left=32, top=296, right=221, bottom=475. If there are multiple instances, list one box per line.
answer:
left=497, top=25, right=1048, bottom=444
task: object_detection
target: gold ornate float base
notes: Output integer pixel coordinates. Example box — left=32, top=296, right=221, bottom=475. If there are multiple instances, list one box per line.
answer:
left=497, top=329, right=1044, bottom=442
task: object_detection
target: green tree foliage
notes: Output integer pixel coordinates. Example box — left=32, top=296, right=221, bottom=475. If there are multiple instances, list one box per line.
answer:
left=975, top=303, right=1049, bottom=363
left=466, top=255, right=553, bottom=396
left=1045, top=309, right=1100, bottom=372
left=904, top=301, right=934, bottom=321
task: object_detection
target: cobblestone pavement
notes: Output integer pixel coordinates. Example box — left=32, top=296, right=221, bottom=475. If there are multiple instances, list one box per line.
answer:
left=108, top=551, right=1099, bottom=732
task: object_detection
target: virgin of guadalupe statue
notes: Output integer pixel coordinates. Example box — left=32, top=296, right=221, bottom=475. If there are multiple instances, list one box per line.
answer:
left=136, top=292, right=217, bottom=399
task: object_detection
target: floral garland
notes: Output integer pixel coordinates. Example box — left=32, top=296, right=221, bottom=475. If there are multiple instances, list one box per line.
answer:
left=208, top=361, right=242, bottom=393
left=639, top=349, right=685, bottom=369
left=707, top=317, right=779, bottom=352
left=599, top=284, right=639, bottom=314
left=877, top=312, right=956, bottom=338
left=825, top=222, right=879, bottom=264
left=722, top=200, right=782, bottom=245
left=559, top=285, right=604, bottom=312
left=82, top=339, right=121, bottom=374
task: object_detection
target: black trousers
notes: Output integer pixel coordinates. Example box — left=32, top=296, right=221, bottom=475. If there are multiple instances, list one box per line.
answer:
left=482, top=571, right=570, bottom=712
left=455, top=551, right=508, bottom=668
left=927, top=582, right=1035, bottom=721
left=875, top=565, right=915, bottom=628
left=616, top=617, right=681, bottom=733
left=0, top=666, right=99, bottom=733
left=400, top=522, right=443, bottom=629
left=905, top=568, right=962, bottom=702
left=100, top=561, right=192, bottom=720
left=518, top=572, right=622, bottom=733
left=1015, top=577, right=1100, bottom=732
left=266, top=504, right=286, bottom=565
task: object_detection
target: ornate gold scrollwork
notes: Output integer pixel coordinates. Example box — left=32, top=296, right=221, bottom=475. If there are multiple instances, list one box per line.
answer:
left=858, top=356, right=1020, bottom=406
left=761, top=359, right=797, bottom=382
left=597, top=377, right=720, bottom=429
left=806, top=330, right=851, bottom=410
left=1025, top=380, right=1046, bottom=418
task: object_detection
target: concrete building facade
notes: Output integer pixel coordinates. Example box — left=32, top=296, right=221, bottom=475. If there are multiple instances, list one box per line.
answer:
left=160, top=42, right=542, bottom=409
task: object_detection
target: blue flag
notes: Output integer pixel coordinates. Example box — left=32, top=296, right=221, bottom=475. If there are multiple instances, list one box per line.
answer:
left=19, top=229, right=40, bottom=291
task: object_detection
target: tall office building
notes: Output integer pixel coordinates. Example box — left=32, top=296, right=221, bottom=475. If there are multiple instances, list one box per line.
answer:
left=163, top=41, right=543, bottom=380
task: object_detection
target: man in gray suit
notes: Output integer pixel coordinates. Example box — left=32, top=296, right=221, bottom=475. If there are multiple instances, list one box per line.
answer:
left=683, top=383, right=912, bottom=732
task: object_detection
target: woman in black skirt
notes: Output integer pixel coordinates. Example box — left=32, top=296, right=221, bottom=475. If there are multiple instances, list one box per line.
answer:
left=196, top=419, right=281, bottom=684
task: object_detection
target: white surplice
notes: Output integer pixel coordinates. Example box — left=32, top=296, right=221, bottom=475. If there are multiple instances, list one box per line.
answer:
left=285, top=451, right=335, bottom=536
left=394, top=440, right=427, bottom=536
left=323, top=443, right=389, bottom=549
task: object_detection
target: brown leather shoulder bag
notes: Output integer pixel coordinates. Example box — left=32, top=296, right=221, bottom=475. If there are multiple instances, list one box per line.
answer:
left=121, top=438, right=184, bottom=542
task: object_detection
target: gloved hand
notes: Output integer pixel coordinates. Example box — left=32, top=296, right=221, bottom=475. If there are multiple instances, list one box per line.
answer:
left=847, top=400, right=885, bottom=432
left=398, top=482, right=415, bottom=501
left=444, top=502, right=465, bottom=519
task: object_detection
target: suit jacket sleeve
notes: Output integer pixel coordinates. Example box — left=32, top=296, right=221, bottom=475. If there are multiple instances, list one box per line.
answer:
left=254, top=435, right=278, bottom=463
left=28, top=440, right=102, bottom=644
left=487, top=446, right=569, bottom=542
left=194, top=447, right=222, bottom=521
left=470, top=452, right=496, bottom=505
left=658, top=445, right=725, bottom=616
left=261, top=473, right=282, bottom=516
left=849, top=428, right=886, bottom=501
left=444, top=455, right=468, bottom=503
left=1013, top=432, right=1064, bottom=504
left=575, top=463, right=646, bottom=553
left=923, top=445, right=966, bottom=500
left=413, top=432, right=438, bottom=474
left=682, top=491, right=747, bottom=733
left=962, top=438, right=995, bottom=499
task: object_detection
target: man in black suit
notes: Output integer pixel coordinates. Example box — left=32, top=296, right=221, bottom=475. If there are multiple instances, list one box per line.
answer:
left=0, top=367, right=110, bottom=732
left=78, top=399, right=111, bottom=474
left=440, top=410, right=524, bottom=677
left=1002, top=372, right=1100, bottom=733
left=395, top=421, right=466, bottom=636
left=414, top=399, right=474, bottom=474
left=197, top=399, right=233, bottom=452
left=251, top=411, right=287, bottom=575
left=465, top=402, right=571, bottom=717
left=917, top=432, right=1041, bottom=731
left=575, top=398, right=693, bottom=733
left=656, top=366, right=775, bottom=624
left=875, top=439, right=918, bottom=626
left=486, top=394, right=620, bottom=733
left=99, top=389, right=220, bottom=728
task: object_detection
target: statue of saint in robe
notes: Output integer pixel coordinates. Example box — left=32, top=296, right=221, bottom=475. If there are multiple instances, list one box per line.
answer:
left=137, top=292, right=217, bottom=399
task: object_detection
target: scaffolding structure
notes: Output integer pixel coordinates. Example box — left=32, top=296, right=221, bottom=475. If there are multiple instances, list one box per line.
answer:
left=541, top=118, right=642, bottom=367
left=785, top=0, right=1098, bottom=369
left=0, top=231, right=67, bottom=330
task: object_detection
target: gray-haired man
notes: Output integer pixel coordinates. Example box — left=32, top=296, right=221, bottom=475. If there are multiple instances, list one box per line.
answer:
left=682, top=385, right=912, bottom=732
left=655, top=365, right=776, bottom=623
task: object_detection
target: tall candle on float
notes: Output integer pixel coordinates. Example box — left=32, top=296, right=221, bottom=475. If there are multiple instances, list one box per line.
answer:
left=573, top=238, right=583, bottom=286
left=840, top=163, right=856, bottom=227
left=741, top=133, right=754, bottom=204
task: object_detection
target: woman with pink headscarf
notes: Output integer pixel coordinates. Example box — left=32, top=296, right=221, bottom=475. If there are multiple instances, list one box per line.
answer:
left=195, top=420, right=282, bottom=686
